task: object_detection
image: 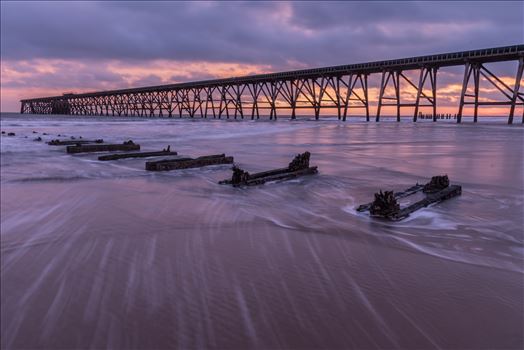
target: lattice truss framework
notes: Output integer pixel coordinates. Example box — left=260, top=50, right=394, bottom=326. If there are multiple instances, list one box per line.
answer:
left=21, top=46, right=524, bottom=124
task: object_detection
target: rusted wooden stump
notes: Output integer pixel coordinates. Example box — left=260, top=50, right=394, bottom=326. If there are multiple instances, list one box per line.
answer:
left=423, top=175, right=449, bottom=193
left=48, top=139, right=103, bottom=146
left=66, top=140, right=139, bottom=154
left=146, top=154, right=234, bottom=171
left=369, top=190, right=400, bottom=217
left=219, top=151, right=318, bottom=186
left=356, top=184, right=423, bottom=212
left=356, top=175, right=461, bottom=221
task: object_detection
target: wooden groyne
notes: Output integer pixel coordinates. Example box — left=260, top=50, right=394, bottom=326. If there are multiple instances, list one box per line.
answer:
left=219, top=152, right=318, bottom=186
left=66, top=140, right=140, bottom=154
left=146, top=154, right=233, bottom=171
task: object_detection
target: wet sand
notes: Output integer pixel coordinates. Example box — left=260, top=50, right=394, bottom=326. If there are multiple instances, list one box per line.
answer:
left=1, top=114, right=523, bottom=349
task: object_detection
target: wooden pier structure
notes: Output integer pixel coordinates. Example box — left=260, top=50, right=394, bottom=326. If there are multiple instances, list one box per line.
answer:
left=20, top=45, right=524, bottom=123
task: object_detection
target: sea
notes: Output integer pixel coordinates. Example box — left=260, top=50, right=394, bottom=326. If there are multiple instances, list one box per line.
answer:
left=1, top=112, right=523, bottom=349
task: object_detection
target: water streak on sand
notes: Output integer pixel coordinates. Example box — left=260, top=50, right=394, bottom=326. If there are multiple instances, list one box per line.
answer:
left=1, top=113, right=523, bottom=349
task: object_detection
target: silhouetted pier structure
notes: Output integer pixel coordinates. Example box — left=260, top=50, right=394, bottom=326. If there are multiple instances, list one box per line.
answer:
left=20, top=45, right=523, bottom=124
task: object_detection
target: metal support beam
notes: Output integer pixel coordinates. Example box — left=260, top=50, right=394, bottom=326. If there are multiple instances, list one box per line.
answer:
left=509, top=56, right=524, bottom=124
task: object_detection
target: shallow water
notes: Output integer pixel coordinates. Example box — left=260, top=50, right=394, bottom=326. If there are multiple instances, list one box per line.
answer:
left=1, top=113, right=523, bottom=349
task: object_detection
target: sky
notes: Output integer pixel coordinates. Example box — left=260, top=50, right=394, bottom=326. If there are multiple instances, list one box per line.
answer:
left=1, top=1, right=523, bottom=115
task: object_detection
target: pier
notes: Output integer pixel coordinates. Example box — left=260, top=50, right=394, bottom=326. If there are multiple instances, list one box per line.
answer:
left=20, top=45, right=524, bottom=124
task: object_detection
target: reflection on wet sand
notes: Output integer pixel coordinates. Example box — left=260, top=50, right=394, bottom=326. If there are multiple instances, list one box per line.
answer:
left=1, top=115, right=523, bottom=349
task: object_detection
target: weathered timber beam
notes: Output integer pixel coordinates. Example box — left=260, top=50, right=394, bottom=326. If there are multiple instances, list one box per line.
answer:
left=67, top=141, right=140, bottom=154
left=145, top=154, right=234, bottom=171
left=394, top=185, right=462, bottom=221
left=98, top=150, right=177, bottom=161
left=48, top=139, right=103, bottom=146
left=220, top=167, right=318, bottom=186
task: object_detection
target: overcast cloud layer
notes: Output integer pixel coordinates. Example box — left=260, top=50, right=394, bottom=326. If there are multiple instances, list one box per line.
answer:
left=1, top=1, right=523, bottom=112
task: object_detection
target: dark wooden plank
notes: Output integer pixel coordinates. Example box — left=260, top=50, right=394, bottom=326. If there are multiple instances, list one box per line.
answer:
left=243, top=167, right=318, bottom=186
left=145, top=154, right=234, bottom=171
left=98, top=150, right=177, bottom=161
left=67, top=142, right=140, bottom=154
left=245, top=167, right=291, bottom=180
left=391, top=185, right=462, bottom=221
left=48, top=139, right=103, bottom=146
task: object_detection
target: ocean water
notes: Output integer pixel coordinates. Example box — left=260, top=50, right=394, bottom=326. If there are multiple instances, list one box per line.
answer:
left=1, top=113, right=523, bottom=349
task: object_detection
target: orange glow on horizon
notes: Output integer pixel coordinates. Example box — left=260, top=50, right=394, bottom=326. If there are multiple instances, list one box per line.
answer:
left=1, top=58, right=522, bottom=117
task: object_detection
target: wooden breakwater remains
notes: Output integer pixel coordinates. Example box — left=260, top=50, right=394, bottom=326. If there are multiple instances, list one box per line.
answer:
left=219, top=152, right=317, bottom=186
left=146, top=154, right=233, bottom=171
left=4, top=128, right=463, bottom=220
left=66, top=140, right=140, bottom=154
left=356, top=175, right=461, bottom=221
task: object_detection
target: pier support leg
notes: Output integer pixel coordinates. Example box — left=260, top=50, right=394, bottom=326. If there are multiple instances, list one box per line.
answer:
left=509, top=56, right=523, bottom=124
left=473, top=65, right=480, bottom=123
left=376, top=71, right=386, bottom=122
left=395, top=71, right=401, bottom=122
left=457, top=62, right=472, bottom=123
left=431, top=68, right=438, bottom=122
left=413, top=68, right=429, bottom=122
left=341, top=75, right=353, bottom=122
left=364, top=74, right=370, bottom=122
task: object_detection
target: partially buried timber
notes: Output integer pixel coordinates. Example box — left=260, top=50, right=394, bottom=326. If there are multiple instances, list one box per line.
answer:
left=98, top=146, right=177, bottom=161
left=356, top=175, right=461, bottom=221
left=66, top=140, right=139, bottom=154
left=48, top=139, right=103, bottom=146
left=145, top=153, right=233, bottom=171
left=219, top=151, right=318, bottom=186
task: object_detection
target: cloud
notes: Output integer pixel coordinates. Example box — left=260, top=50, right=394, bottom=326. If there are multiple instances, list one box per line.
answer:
left=2, top=1, right=522, bottom=66
left=1, top=1, right=522, bottom=113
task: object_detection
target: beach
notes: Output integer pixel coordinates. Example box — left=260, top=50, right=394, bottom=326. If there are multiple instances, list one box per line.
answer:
left=1, top=114, right=523, bottom=349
